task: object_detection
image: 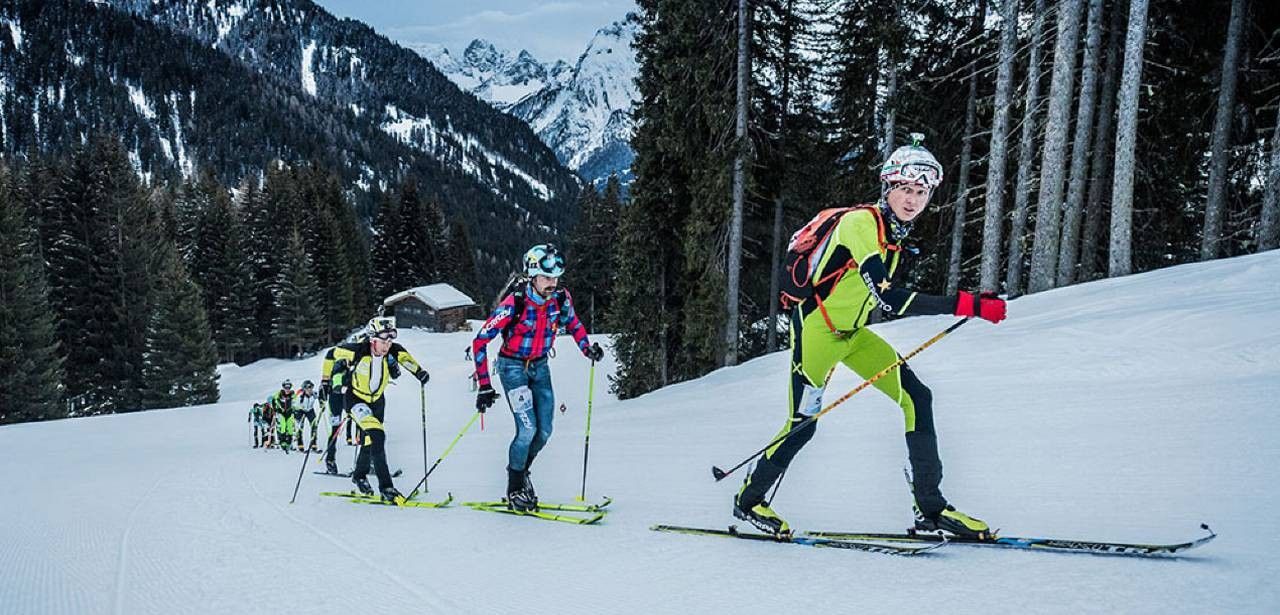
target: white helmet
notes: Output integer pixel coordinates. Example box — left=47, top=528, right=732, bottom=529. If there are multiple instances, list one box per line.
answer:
left=365, top=316, right=397, bottom=339
left=880, top=132, right=943, bottom=191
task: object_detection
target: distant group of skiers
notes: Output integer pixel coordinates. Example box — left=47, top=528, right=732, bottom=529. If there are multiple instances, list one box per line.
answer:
left=242, top=133, right=1011, bottom=539
left=249, top=379, right=356, bottom=452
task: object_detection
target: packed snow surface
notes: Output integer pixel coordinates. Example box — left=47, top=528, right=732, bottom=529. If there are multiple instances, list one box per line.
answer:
left=2, top=252, right=1279, bottom=613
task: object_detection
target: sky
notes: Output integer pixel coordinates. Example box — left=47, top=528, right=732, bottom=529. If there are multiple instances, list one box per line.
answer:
left=313, top=1, right=636, bottom=64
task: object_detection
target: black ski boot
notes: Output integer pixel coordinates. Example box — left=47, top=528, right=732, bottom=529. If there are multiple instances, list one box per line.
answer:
left=914, top=504, right=991, bottom=539
left=379, top=485, right=406, bottom=506
left=506, top=468, right=536, bottom=512
left=324, top=458, right=339, bottom=475
left=352, top=476, right=374, bottom=497
left=733, top=495, right=791, bottom=536
left=522, top=470, right=538, bottom=508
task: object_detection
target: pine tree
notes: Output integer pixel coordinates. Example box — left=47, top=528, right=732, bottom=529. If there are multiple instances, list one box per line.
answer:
left=0, top=164, right=65, bottom=424
left=609, top=0, right=704, bottom=397
left=370, top=189, right=401, bottom=302
left=43, top=144, right=100, bottom=413
left=443, top=215, right=481, bottom=302
left=142, top=246, right=220, bottom=409
left=567, top=180, right=620, bottom=331
left=272, top=228, right=326, bottom=356
left=190, top=174, right=254, bottom=362
left=298, top=166, right=356, bottom=343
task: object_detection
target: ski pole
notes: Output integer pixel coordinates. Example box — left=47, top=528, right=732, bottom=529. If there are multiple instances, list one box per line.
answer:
left=420, top=384, right=429, bottom=494
left=289, top=429, right=316, bottom=504
left=712, top=318, right=971, bottom=481
left=405, top=411, right=481, bottom=500
left=576, top=360, right=597, bottom=502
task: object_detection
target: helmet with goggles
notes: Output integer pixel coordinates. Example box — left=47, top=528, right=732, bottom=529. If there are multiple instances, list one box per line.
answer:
left=880, top=132, right=943, bottom=191
left=365, top=316, right=397, bottom=340
left=524, top=244, right=565, bottom=278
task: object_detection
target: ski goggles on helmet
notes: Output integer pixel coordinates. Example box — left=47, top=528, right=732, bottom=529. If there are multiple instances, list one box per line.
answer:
left=539, top=252, right=565, bottom=274
left=372, top=330, right=397, bottom=341
left=525, top=244, right=566, bottom=277
left=885, top=162, right=942, bottom=189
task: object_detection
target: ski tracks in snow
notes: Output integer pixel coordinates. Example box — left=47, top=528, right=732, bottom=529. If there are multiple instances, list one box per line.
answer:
left=113, top=474, right=164, bottom=615
left=239, top=466, right=465, bottom=612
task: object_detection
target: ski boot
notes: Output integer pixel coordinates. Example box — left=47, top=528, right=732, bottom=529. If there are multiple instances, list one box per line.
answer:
left=522, top=471, right=539, bottom=508
left=506, top=468, right=537, bottom=512
left=323, top=458, right=339, bottom=475
left=914, top=504, right=991, bottom=539
left=733, top=496, right=791, bottom=537
left=379, top=486, right=406, bottom=506
left=352, top=476, right=374, bottom=497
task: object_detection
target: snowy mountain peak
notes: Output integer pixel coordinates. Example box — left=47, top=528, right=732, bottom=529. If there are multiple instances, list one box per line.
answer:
left=418, top=39, right=563, bottom=111
left=462, top=38, right=502, bottom=71
left=509, top=14, right=640, bottom=183
left=417, top=15, right=639, bottom=183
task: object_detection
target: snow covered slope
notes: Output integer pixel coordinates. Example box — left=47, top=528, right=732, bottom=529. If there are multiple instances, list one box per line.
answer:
left=2, top=251, right=1279, bottom=614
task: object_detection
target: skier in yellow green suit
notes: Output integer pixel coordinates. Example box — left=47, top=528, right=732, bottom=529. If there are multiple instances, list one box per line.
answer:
left=330, top=316, right=430, bottom=504
left=734, top=134, right=1008, bottom=538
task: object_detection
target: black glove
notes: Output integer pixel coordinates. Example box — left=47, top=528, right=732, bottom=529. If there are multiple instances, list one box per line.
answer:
left=319, top=382, right=331, bottom=402
left=585, top=343, right=604, bottom=362
left=476, top=386, right=499, bottom=413
left=414, top=369, right=430, bottom=385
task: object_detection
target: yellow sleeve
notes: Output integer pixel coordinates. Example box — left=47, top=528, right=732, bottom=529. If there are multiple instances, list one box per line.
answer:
left=391, top=343, right=424, bottom=375
left=831, top=208, right=883, bottom=267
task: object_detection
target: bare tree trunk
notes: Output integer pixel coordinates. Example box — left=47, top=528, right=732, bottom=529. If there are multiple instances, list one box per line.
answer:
left=1006, top=0, right=1048, bottom=296
left=1201, top=0, right=1247, bottom=261
left=979, top=0, right=1020, bottom=292
left=766, top=0, right=795, bottom=354
left=882, top=51, right=898, bottom=160
left=1055, top=0, right=1104, bottom=286
left=1109, top=0, right=1150, bottom=278
left=1260, top=103, right=1280, bottom=251
left=725, top=0, right=750, bottom=367
left=1081, top=0, right=1126, bottom=280
left=1028, top=0, right=1085, bottom=293
left=947, top=1, right=987, bottom=296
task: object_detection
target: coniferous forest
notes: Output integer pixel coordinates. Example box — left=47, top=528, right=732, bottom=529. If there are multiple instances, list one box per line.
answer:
left=1, top=0, right=1278, bottom=421
left=0, top=139, right=481, bottom=422
left=606, top=0, right=1280, bottom=399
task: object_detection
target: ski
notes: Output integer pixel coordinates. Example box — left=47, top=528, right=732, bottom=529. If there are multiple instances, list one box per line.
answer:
left=313, top=469, right=404, bottom=478
left=802, top=524, right=1216, bottom=557
left=319, top=491, right=454, bottom=508
left=460, top=496, right=612, bottom=513
left=465, top=503, right=605, bottom=525
left=650, top=524, right=945, bottom=556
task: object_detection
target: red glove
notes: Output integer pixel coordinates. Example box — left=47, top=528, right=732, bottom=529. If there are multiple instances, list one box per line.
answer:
left=955, top=290, right=1006, bottom=324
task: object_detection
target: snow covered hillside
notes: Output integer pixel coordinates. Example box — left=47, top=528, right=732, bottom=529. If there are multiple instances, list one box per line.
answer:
left=2, top=251, right=1279, bottom=614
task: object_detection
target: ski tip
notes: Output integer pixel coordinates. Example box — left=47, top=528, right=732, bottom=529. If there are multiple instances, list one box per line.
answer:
left=711, top=466, right=727, bottom=481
